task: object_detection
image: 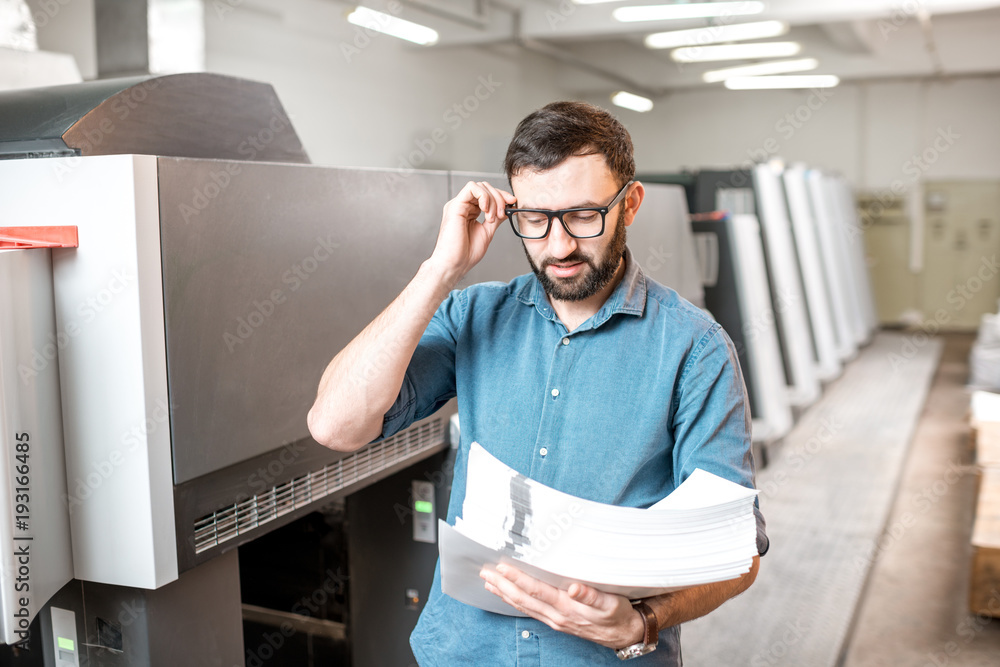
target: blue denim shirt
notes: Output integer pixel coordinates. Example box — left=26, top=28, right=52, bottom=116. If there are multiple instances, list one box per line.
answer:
left=382, top=247, right=766, bottom=666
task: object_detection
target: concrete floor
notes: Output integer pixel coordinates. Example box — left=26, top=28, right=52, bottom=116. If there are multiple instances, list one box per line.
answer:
left=841, top=332, right=1000, bottom=667
left=684, top=331, right=944, bottom=666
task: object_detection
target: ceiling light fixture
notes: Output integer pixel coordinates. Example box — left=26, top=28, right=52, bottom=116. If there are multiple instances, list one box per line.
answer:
left=724, top=75, right=840, bottom=90
left=346, top=7, right=439, bottom=46
left=703, top=58, right=819, bottom=83
left=645, top=20, right=788, bottom=49
left=672, top=41, right=801, bottom=62
left=614, top=2, right=765, bottom=23
left=611, top=91, right=654, bottom=112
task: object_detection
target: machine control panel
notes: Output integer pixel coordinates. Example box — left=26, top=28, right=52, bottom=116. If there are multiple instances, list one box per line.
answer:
left=50, top=608, right=79, bottom=666
left=411, top=480, right=436, bottom=544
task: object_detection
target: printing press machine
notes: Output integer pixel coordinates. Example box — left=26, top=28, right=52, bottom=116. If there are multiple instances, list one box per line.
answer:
left=639, top=170, right=794, bottom=444
left=0, top=74, right=705, bottom=666
left=640, top=165, right=878, bottom=448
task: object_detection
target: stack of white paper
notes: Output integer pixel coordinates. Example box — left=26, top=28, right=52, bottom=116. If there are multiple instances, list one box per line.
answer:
left=971, top=390, right=1000, bottom=427
left=440, top=443, right=759, bottom=616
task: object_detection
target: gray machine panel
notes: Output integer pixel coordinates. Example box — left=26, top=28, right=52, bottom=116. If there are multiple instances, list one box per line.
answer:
left=157, top=160, right=450, bottom=484
left=0, top=73, right=309, bottom=163
left=628, top=183, right=704, bottom=307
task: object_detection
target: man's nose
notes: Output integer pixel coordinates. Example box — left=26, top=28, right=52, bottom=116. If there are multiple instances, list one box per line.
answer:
left=547, top=216, right=578, bottom=259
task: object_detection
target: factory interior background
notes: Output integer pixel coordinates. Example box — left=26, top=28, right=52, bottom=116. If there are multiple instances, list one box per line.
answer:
left=2, top=0, right=1000, bottom=665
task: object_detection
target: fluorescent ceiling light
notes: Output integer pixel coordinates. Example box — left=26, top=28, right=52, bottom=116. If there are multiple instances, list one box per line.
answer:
left=703, top=58, right=819, bottom=83
left=645, top=20, right=788, bottom=49
left=672, top=41, right=801, bottom=62
left=724, top=75, right=840, bottom=90
left=614, top=2, right=765, bottom=23
left=347, top=7, right=439, bottom=46
left=611, top=91, right=654, bottom=112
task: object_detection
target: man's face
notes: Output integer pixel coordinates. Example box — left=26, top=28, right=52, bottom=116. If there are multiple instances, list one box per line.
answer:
left=511, top=154, right=632, bottom=303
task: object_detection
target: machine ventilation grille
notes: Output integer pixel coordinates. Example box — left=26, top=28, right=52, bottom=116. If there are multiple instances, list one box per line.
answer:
left=193, top=418, right=445, bottom=554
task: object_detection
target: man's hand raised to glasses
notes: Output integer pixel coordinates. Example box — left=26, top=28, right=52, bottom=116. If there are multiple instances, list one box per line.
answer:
left=426, top=180, right=516, bottom=288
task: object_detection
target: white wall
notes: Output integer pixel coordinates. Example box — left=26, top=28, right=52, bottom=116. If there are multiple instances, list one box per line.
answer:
left=24, top=0, right=97, bottom=79
left=204, top=5, right=1000, bottom=191
left=595, top=76, right=1000, bottom=190
left=614, top=85, right=862, bottom=180
left=204, top=0, right=569, bottom=174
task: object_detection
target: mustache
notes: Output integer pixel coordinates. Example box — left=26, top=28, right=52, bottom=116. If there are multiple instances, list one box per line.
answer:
left=542, top=252, right=592, bottom=269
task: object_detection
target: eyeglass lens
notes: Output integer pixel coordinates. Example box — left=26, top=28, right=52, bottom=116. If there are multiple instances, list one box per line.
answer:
left=510, top=209, right=603, bottom=239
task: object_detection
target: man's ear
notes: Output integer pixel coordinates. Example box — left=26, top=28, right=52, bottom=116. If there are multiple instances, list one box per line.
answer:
left=622, top=182, right=646, bottom=228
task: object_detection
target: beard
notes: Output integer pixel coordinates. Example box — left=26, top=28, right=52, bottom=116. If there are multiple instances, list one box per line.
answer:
left=523, top=217, right=628, bottom=302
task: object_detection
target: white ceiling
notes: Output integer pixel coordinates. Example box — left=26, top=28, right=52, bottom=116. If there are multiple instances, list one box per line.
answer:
left=353, top=0, right=1000, bottom=94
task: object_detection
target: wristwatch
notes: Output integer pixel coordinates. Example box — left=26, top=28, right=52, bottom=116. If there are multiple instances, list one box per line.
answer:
left=615, top=600, right=658, bottom=660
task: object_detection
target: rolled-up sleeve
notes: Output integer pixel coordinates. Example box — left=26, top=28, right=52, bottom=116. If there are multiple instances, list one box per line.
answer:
left=377, top=289, right=467, bottom=441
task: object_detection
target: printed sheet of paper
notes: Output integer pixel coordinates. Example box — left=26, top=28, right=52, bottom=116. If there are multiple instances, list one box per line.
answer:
left=439, top=443, right=759, bottom=614
left=439, top=521, right=685, bottom=617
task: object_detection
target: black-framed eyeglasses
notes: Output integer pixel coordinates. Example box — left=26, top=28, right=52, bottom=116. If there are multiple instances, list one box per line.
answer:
left=505, top=180, right=634, bottom=240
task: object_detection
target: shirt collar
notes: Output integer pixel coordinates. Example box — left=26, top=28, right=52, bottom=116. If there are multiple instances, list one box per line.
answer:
left=514, top=246, right=647, bottom=329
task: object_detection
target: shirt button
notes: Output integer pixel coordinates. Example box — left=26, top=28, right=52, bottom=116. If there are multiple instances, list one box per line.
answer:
left=539, top=447, right=548, bottom=457
left=562, top=337, right=570, bottom=346
left=521, top=630, right=530, bottom=639
left=551, top=388, right=559, bottom=397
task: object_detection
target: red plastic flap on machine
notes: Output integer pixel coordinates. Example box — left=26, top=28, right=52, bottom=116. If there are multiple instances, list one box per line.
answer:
left=0, top=226, right=79, bottom=249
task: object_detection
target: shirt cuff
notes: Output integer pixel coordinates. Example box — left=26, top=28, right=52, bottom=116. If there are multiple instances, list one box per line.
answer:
left=375, top=374, right=417, bottom=443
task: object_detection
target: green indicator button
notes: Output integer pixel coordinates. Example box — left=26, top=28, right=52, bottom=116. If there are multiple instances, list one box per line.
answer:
left=414, top=500, right=433, bottom=514
left=58, top=637, right=75, bottom=651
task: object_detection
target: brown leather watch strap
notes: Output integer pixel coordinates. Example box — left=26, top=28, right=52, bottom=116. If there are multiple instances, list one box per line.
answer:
left=634, top=601, right=658, bottom=646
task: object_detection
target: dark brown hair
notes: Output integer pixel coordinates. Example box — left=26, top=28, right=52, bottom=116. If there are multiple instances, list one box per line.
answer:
left=503, top=101, right=635, bottom=188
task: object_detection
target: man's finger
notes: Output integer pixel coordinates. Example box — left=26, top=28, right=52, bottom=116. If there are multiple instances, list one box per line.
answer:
left=495, top=565, right=562, bottom=604
left=567, top=582, right=602, bottom=608
left=475, top=190, right=490, bottom=217
left=453, top=182, right=484, bottom=219
left=478, top=182, right=508, bottom=224
left=482, top=574, right=569, bottom=630
left=493, top=186, right=515, bottom=212
left=484, top=567, right=559, bottom=613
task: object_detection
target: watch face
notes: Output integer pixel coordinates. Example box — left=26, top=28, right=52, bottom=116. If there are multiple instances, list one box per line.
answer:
left=616, top=643, right=657, bottom=660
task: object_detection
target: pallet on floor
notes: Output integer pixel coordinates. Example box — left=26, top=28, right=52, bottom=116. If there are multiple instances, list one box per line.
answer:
left=969, top=392, right=1000, bottom=616
left=971, top=466, right=1000, bottom=616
